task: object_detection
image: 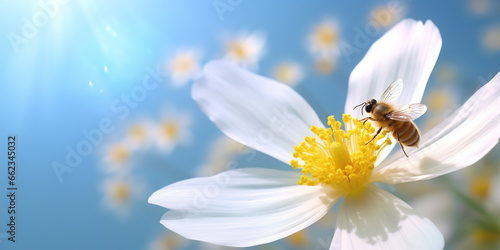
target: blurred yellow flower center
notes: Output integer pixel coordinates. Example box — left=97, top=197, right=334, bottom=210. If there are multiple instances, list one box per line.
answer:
left=172, top=54, right=194, bottom=75
left=470, top=175, right=491, bottom=201
left=315, top=25, right=337, bottom=46
left=229, top=42, right=248, bottom=60
left=275, top=63, right=299, bottom=85
left=161, top=121, right=179, bottom=140
left=427, top=90, right=450, bottom=112
left=291, top=114, right=391, bottom=196
left=112, top=182, right=130, bottom=202
left=472, top=228, right=500, bottom=244
left=371, top=6, right=397, bottom=28
left=129, top=125, right=146, bottom=143
left=286, top=230, right=308, bottom=247
left=110, top=145, right=129, bottom=163
left=315, top=58, right=336, bottom=75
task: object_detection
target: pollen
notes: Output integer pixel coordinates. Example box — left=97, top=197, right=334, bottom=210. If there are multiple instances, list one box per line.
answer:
left=291, top=114, right=391, bottom=195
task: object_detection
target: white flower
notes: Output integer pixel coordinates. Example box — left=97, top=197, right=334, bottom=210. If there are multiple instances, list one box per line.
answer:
left=369, top=4, right=406, bottom=29
left=149, top=19, right=500, bottom=249
left=223, top=32, right=266, bottom=70
left=155, top=108, right=192, bottom=154
left=124, top=120, right=157, bottom=150
left=308, top=19, right=340, bottom=58
left=101, top=142, right=133, bottom=173
left=165, top=49, right=202, bottom=87
left=272, top=61, right=304, bottom=87
left=483, top=26, right=500, bottom=52
left=100, top=175, right=144, bottom=218
left=148, top=232, right=187, bottom=250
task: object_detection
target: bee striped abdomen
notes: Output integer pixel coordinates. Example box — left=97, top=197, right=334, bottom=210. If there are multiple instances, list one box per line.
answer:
left=393, top=121, right=420, bottom=147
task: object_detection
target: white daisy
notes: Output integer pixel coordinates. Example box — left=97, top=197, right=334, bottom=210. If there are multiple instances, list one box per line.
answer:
left=155, top=109, right=192, bottom=154
left=100, top=175, right=143, bottom=218
left=224, top=32, right=266, bottom=70
left=166, top=49, right=202, bottom=87
left=369, top=4, right=406, bottom=29
left=314, top=56, right=337, bottom=75
left=124, top=120, right=156, bottom=150
left=483, top=26, right=500, bottom=52
left=101, top=142, right=133, bottom=174
left=273, top=61, right=304, bottom=87
left=308, top=19, right=340, bottom=58
left=149, top=19, right=500, bottom=249
left=148, top=231, right=187, bottom=250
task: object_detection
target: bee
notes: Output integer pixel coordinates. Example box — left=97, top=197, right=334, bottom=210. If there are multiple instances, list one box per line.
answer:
left=353, top=79, right=427, bottom=157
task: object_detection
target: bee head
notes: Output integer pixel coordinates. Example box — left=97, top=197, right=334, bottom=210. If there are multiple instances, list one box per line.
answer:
left=365, top=99, right=377, bottom=113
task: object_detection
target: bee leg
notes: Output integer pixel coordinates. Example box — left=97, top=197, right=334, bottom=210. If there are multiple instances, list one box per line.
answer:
left=360, top=117, right=373, bottom=131
left=366, top=126, right=382, bottom=145
left=396, top=131, right=409, bottom=157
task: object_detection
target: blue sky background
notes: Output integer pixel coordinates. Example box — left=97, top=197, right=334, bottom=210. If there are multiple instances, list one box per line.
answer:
left=0, top=0, right=499, bottom=249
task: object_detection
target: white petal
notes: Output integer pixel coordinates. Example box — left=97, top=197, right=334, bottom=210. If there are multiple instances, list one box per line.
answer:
left=331, top=186, right=443, bottom=250
left=192, top=60, right=324, bottom=164
left=345, top=19, right=441, bottom=164
left=149, top=168, right=341, bottom=247
left=373, top=72, right=500, bottom=184
left=345, top=19, right=442, bottom=113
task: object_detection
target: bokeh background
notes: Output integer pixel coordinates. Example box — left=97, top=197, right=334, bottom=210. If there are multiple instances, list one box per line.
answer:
left=1, top=0, right=500, bottom=249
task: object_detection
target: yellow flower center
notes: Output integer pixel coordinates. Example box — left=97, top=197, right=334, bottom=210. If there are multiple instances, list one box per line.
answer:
left=129, top=125, right=147, bottom=143
left=110, top=145, right=129, bottom=164
left=161, top=121, right=180, bottom=140
left=111, top=181, right=130, bottom=202
left=229, top=42, right=249, bottom=60
left=470, top=175, right=491, bottom=201
left=315, top=25, right=338, bottom=47
left=286, top=230, right=308, bottom=247
left=172, top=54, right=194, bottom=75
left=291, top=114, right=391, bottom=196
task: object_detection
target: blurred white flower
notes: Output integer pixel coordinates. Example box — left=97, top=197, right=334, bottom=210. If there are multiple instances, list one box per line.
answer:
left=150, top=19, right=500, bottom=249
left=423, top=87, right=459, bottom=131
left=148, top=232, right=187, bottom=250
left=369, top=4, right=406, bottom=29
left=156, top=109, right=192, bottom=154
left=124, top=121, right=156, bottom=150
left=314, top=56, right=337, bottom=75
left=101, top=143, right=133, bottom=173
left=166, top=49, right=202, bottom=87
left=272, top=61, right=304, bottom=87
left=308, top=19, right=340, bottom=58
left=435, top=63, right=458, bottom=84
left=101, top=175, right=144, bottom=218
left=483, top=26, right=500, bottom=52
left=468, top=0, right=494, bottom=16
left=224, top=32, right=265, bottom=70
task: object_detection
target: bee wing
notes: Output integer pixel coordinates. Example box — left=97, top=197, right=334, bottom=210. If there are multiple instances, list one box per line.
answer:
left=386, top=103, right=427, bottom=121
left=379, top=79, right=403, bottom=104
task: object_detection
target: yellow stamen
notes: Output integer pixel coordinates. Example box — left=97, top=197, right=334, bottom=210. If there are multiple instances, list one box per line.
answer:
left=291, top=114, right=390, bottom=196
